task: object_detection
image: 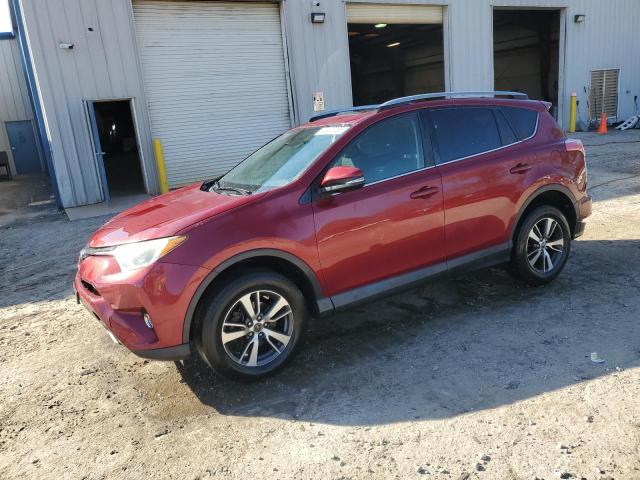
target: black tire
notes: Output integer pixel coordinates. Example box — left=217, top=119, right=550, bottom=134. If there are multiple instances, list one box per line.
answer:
left=195, top=270, right=308, bottom=381
left=510, top=205, right=572, bottom=285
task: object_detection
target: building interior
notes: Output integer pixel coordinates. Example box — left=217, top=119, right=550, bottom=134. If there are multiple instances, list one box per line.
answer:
left=348, top=23, right=445, bottom=106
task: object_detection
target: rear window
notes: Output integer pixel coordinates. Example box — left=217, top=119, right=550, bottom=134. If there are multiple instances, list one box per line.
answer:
left=502, top=107, right=538, bottom=140
left=428, top=107, right=502, bottom=164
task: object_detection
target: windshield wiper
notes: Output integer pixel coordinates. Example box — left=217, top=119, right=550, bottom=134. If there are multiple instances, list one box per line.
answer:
left=212, top=181, right=252, bottom=196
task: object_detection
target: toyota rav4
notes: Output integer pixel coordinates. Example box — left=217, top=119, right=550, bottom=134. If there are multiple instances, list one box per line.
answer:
left=75, top=92, right=591, bottom=380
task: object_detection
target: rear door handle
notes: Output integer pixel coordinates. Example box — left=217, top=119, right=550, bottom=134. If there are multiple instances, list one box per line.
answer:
left=410, top=186, right=440, bottom=199
left=510, top=163, right=531, bottom=174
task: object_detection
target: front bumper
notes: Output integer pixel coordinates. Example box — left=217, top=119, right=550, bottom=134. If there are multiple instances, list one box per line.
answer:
left=132, top=343, right=192, bottom=361
left=76, top=287, right=191, bottom=360
left=75, top=258, right=209, bottom=360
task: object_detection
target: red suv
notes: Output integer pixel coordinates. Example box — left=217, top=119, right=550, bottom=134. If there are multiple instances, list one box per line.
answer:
left=75, top=92, right=591, bottom=380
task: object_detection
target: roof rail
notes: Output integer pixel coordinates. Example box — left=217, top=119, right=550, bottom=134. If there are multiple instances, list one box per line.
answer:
left=309, top=105, right=379, bottom=122
left=378, top=91, right=529, bottom=110
left=308, top=91, right=529, bottom=122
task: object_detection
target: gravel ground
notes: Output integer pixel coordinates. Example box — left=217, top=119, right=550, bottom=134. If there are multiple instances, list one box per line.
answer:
left=1, top=131, right=639, bottom=480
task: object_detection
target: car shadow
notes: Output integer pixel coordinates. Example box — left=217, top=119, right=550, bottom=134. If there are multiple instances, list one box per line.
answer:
left=175, top=239, right=640, bottom=425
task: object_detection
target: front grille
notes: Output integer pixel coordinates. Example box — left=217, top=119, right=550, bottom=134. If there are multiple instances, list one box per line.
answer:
left=81, top=280, right=100, bottom=297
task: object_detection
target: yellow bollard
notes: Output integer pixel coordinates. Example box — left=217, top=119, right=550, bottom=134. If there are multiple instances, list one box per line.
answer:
left=569, top=92, right=577, bottom=133
left=153, top=138, right=169, bottom=194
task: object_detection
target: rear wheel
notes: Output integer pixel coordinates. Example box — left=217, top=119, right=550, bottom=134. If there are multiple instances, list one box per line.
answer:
left=195, top=270, right=308, bottom=381
left=511, top=206, right=571, bottom=285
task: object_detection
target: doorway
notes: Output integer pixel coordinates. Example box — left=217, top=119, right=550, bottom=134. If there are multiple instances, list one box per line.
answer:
left=6, top=120, right=42, bottom=175
left=86, top=100, right=146, bottom=201
left=493, top=9, right=561, bottom=117
left=348, top=23, right=445, bottom=106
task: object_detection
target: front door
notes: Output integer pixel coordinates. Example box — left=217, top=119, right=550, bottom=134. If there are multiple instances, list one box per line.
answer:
left=6, top=121, right=41, bottom=174
left=313, top=112, right=446, bottom=298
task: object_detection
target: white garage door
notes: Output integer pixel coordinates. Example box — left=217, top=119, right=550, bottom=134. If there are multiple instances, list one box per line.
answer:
left=133, top=1, right=292, bottom=187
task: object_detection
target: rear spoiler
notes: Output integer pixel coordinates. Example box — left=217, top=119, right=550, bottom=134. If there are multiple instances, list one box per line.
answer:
left=540, top=101, right=553, bottom=111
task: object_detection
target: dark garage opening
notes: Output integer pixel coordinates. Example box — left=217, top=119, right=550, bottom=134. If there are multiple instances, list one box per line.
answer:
left=493, top=9, right=561, bottom=117
left=348, top=23, right=445, bottom=106
left=92, top=101, right=145, bottom=197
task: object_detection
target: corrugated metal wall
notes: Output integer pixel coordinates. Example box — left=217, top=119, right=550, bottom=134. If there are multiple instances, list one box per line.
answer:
left=0, top=36, right=36, bottom=175
left=289, top=0, right=639, bottom=128
left=18, top=0, right=156, bottom=208
left=282, top=0, right=354, bottom=124
left=561, top=0, right=640, bottom=127
left=15, top=0, right=640, bottom=207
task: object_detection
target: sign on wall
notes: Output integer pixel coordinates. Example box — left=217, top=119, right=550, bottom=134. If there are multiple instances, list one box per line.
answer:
left=313, top=91, right=325, bottom=112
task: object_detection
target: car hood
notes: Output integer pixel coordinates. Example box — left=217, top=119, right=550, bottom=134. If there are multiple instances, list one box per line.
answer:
left=88, top=183, right=263, bottom=248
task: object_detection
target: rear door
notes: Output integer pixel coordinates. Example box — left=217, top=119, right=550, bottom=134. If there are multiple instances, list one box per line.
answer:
left=424, top=106, right=538, bottom=261
left=312, top=112, right=446, bottom=298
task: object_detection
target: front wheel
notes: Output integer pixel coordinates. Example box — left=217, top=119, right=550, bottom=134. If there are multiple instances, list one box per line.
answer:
left=511, top=206, right=571, bottom=285
left=195, top=270, right=308, bottom=381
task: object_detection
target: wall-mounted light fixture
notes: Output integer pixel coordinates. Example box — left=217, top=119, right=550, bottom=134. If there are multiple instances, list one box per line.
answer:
left=387, top=42, right=400, bottom=48
left=374, top=23, right=387, bottom=29
left=58, top=42, right=74, bottom=50
left=310, top=12, right=326, bottom=24
left=574, top=14, right=585, bottom=23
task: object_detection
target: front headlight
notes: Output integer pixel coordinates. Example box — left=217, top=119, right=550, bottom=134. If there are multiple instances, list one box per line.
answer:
left=84, top=236, right=187, bottom=272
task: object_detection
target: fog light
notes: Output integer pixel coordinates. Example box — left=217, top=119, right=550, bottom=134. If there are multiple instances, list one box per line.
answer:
left=143, top=312, right=154, bottom=329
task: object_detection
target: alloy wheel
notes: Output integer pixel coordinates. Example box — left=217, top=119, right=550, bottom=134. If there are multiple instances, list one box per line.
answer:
left=526, top=217, right=565, bottom=274
left=221, top=290, right=294, bottom=367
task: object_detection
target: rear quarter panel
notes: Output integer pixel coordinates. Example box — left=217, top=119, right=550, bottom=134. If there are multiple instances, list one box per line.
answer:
left=507, top=111, right=584, bottom=234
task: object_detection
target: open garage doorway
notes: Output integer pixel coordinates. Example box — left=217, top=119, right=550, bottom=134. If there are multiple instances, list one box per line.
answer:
left=346, top=4, right=444, bottom=106
left=86, top=100, right=146, bottom=201
left=493, top=9, right=561, bottom=118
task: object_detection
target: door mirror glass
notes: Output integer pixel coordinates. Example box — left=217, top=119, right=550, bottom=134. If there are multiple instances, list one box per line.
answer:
left=320, top=166, right=365, bottom=194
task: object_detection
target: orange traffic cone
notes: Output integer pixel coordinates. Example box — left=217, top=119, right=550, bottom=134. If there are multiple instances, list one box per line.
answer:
left=598, top=112, right=608, bottom=134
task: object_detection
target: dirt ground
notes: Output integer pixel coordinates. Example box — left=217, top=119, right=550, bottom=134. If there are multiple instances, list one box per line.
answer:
left=1, top=131, right=639, bottom=480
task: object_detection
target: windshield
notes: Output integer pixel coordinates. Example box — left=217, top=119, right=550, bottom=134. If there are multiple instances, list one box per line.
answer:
left=215, top=125, right=350, bottom=194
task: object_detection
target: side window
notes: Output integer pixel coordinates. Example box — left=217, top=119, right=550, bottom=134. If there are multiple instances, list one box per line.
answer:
left=331, top=113, right=425, bottom=184
left=494, top=109, right=518, bottom=146
left=428, top=108, right=502, bottom=163
left=502, top=107, right=538, bottom=140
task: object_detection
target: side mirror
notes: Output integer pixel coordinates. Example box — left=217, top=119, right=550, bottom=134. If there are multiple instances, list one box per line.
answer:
left=320, top=166, right=365, bottom=194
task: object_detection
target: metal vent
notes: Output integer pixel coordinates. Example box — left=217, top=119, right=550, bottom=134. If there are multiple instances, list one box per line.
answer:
left=589, top=69, right=619, bottom=121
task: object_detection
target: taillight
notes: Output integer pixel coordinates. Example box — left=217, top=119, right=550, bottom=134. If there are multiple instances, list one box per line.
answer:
left=565, top=138, right=587, bottom=190
left=565, top=138, right=585, bottom=156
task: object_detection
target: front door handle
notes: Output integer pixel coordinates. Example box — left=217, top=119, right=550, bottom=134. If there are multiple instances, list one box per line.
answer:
left=410, top=186, right=440, bottom=199
left=510, top=163, right=531, bottom=174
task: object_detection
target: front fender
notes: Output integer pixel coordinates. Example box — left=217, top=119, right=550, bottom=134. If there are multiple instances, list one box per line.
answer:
left=180, top=248, right=332, bottom=344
